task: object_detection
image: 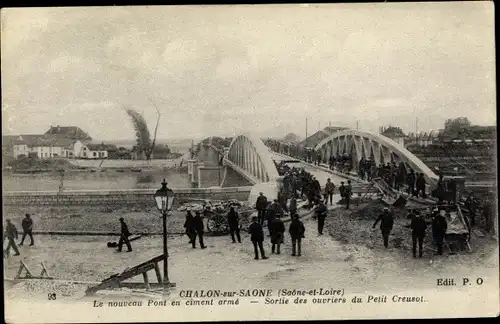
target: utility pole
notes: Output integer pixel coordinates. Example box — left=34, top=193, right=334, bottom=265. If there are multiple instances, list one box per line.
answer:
left=356, top=121, right=359, bottom=130
left=305, top=117, right=310, bottom=143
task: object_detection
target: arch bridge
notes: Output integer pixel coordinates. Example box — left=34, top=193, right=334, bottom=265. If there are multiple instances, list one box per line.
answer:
left=314, top=129, right=439, bottom=187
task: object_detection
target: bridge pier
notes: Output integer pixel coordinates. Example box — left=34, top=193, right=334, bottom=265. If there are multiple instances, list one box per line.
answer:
left=197, top=166, right=224, bottom=188
left=190, top=162, right=202, bottom=185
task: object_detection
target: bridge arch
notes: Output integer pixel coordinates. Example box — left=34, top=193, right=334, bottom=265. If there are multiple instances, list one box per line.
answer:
left=221, top=133, right=280, bottom=186
left=314, top=129, right=439, bottom=186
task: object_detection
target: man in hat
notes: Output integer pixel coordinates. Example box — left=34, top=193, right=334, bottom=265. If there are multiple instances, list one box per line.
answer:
left=315, top=199, right=328, bottom=235
left=192, top=211, right=207, bottom=249
left=255, top=192, right=268, bottom=225
left=4, top=219, right=20, bottom=256
left=19, top=213, right=34, bottom=246
left=344, top=180, right=353, bottom=209
left=409, top=210, right=427, bottom=258
left=248, top=216, right=268, bottom=260
left=432, top=209, right=448, bottom=255
left=289, top=214, right=305, bottom=256
left=270, top=214, right=285, bottom=254
left=117, top=217, right=132, bottom=252
left=227, top=206, right=241, bottom=243
left=372, top=207, right=394, bottom=248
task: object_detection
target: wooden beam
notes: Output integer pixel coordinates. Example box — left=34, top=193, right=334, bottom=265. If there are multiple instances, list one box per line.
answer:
left=154, top=263, right=162, bottom=284
left=142, top=272, right=150, bottom=291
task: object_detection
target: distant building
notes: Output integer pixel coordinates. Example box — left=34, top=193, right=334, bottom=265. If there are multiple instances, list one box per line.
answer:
left=379, top=126, right=407, bottom=146
left=2, top=135, right=19, bottom=166
left=44, top=125, right=92, bottom=141
left=300, top=126, right=348, bottom=148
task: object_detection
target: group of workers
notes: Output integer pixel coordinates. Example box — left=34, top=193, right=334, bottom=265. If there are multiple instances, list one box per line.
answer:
left=3, top=214, right=35, bottom=257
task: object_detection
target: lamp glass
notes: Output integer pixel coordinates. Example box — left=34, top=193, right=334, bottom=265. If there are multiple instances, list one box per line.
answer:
left=154, top=189, right=174, bottom=213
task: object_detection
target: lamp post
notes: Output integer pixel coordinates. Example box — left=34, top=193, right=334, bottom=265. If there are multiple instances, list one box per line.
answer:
left=153, top=179, right=175, bottom=294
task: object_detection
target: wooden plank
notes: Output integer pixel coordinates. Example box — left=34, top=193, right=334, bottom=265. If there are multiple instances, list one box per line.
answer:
left=142, top=272, right=150, bottom=291
left=40, top=262, right=50, bottom=277
left=154, top=263, right=162, bottom=284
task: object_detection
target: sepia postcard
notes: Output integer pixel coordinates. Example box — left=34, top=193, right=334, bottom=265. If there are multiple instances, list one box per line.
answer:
left=2, top=2, right=498, bottom=323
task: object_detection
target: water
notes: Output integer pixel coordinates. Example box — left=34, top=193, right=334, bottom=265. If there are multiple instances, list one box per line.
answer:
left=2, top=169, right=192, bottom=192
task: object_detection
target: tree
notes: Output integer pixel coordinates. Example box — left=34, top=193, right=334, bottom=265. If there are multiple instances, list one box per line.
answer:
left=124, top=102, right=160, bottom=160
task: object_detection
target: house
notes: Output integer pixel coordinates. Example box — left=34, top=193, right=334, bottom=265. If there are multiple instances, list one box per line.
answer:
left=44, top=125, right=92, bottom=141
left=13, top=135, right=80, bottom=159
left=2, top=135, right=19, bottom=166
left=379, top=126, right=407, bottom=146
left=79, top=143, right=118, bottom=159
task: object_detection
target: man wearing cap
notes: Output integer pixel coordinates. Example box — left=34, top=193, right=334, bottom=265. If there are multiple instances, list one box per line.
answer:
left=315, top=199, right=328, bottom=235
left=19, top=213, right=34, bottom=246
left=409, top=210, right=427, bottom=258
left=192, top=211, right=207, bottom=249
left=372, top=207, right=394, bottom=248
left=289, top=214, right=305, bottom=256
left=255, top=192, right=268, bottom=226
left=248, top=217, right=268, bottom=260
left=117, top=217, right=132, bottom=252
left=432, top=209, right=448, bottom=255
left=4, top=219, right=20, bottom=256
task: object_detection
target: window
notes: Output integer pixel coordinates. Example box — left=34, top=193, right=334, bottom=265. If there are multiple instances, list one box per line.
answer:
left=93, top=152, right=97, bottom=157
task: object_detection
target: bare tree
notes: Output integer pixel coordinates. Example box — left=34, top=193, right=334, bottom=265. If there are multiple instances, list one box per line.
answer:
left=124, top=100, right=161, bottom=160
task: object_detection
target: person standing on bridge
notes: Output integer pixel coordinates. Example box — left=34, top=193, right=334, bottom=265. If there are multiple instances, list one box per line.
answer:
left=255, top=192, right=268, bottom=226
left=372, top=207, right=394, bottom=248
left=19, top=213, right=34, bottom=247
left=315, top=199, right=328, bottom=235
left=192, top=211, right=207, bottom=249
left=324, top=178, right=336, bottom=205
left=289, top=214, right=305, bottom=256
left=4, top=219, right=20, bottom=256
left=117, top=217, right=132, bottom=252
left=227, top=206, right=241, bottom=243
left=248, top=216, right=268, bottom=260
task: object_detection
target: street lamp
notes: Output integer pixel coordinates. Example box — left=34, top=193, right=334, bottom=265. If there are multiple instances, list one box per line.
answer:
left=153, top=178, right=175, bottom=294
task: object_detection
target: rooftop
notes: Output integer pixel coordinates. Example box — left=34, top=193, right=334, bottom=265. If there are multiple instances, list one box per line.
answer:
left=45, top=125, right=92, bottom=140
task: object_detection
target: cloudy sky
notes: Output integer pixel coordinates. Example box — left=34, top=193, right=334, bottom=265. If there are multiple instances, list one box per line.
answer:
left=1, top=3, right=496, bottom=141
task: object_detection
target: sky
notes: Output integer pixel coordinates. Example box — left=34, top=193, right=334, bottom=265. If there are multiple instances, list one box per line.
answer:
left=1, top=3, right=496, bottom=141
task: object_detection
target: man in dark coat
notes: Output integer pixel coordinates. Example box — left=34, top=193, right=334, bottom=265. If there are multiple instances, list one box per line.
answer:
left=436, top=175, right=446, bottom=203
left=415, top=173, right=427, bottom=198
left=248, top=217, right=268, bottom=260
left=409, top=211, right=427, bottom=258
left=255, top=192, right=268, bottom=225
left=270, top=215, right=285, bottom=254
left=117, top=217, right=132, bottom=252
left=289, top=196, right=297, bottom=216
left=372, top=207, right=394, bottom=248
left=432, top=209, right=448, bottom=255
left=4, top=219, right=20, bottom=256
left=407, top=169, right=416, bottom=196
left=465, top=195, right=478, bottom=227
left=311, top=177, right=321, bottom=196
left=289, top=214, right=305, bottom=256
left=324, top=178, right=336, bottom=205
left=184, top=210, right=195, bottom=245
left=227, top=206, right=241, bottom=243
left=192, top=211, right=207, bottom=249
left=315, top=199, right=328, bottom=235
left=339, top=182, right=346, bottom=201
left=19, top=213, right=34, bottom=246
left=344, top=180, right=353, bottom=209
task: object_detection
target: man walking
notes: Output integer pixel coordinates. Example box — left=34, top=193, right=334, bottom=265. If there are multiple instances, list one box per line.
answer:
left=315, top=199, right=328, bottom=235
left=184, top=210, right=195, bottom=245
left=19, top=213, right=34, bottom=246
left=289, top=214, right=305, bottom=256
left=248, top=217, right=268, bottom=260
left=372, top=207, right=394, bottom=248
left=117, top=217, right=132, bottom=252
left=227, top=206, right=241, bottom=243
left=192, top=211, right=207, bottom=249
left=409, top=211, right=427, bottom=258
left=4, top=219, right=20, bottom=256
left=432, top=209, right=448, bottom=255
left=255, top=192, right=268, bottom=225
left=270, top=215, right=285, bottom=254
left=325, top=178, right=335, bottom=205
